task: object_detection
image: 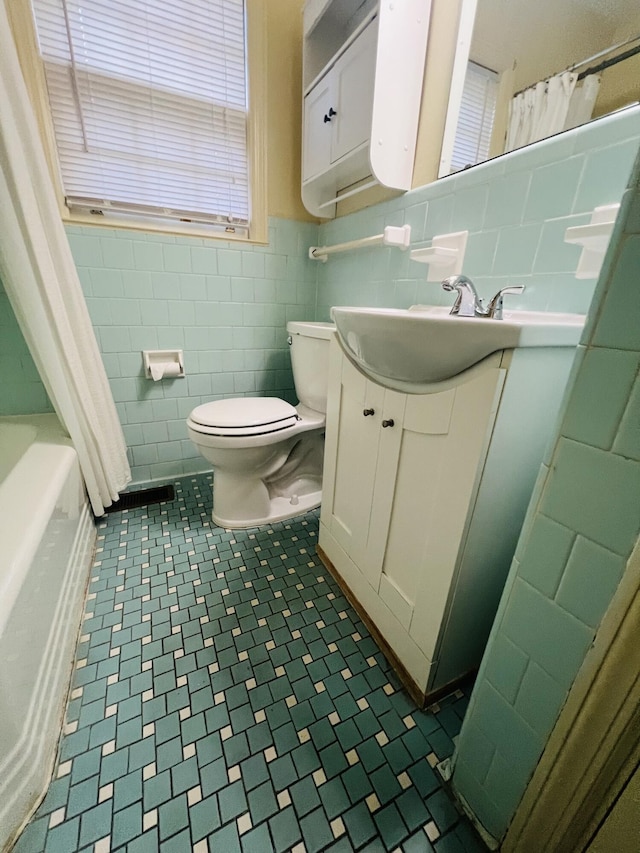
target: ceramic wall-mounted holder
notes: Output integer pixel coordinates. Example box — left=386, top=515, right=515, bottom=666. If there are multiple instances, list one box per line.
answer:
left=564, top=203, right=620, bottom=279
left=410, top=230, right=468, bottom=281
left=142, top=349, right=185, bottom=381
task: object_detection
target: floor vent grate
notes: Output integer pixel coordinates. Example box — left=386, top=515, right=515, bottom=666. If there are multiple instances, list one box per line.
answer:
left=105, top=484, right=175, bottom=513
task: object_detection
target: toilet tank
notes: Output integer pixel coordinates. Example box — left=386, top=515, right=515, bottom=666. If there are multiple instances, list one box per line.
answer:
left=287, top=321, right=335, bottom=413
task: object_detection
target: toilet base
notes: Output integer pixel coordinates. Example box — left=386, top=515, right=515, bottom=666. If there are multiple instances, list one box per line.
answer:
left=211, top=488, right=322, bottom=529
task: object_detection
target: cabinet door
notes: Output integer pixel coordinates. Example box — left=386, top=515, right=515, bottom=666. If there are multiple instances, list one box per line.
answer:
left=368, top=368, right=505, bottom=645
left=322, top=353, right=384, bottom=570
left=331, top=19, right=377, bottom=164
left=374, top=388, right=458, bottom=630
left=302, top=75, right=333, bottom=182
left=402, top=368, right=505, bottom=654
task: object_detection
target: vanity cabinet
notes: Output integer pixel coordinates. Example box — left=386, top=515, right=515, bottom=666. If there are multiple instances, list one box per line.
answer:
left=301, top=0, right=431, bottom=217
left=319, top=335, right=576, bottom=703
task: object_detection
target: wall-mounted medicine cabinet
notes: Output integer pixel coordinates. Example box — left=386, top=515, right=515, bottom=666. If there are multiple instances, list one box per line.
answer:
left=302, top=0, right=431, bottom=218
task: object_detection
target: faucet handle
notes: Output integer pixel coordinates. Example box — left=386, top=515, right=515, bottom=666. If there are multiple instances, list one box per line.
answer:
left=486, top=285, right=525, bottom=319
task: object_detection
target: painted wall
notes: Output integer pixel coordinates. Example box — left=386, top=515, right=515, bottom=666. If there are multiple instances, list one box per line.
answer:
left=265, top=0, right=315, bottom=223
left=67, top=218, right=318, bottom=484
left=0, top=277, right=52, bottom=416
left=586, top=762, right=640, bottom=853
left=451, top=144, right=640, bottom=841
left=315, top=106, right=640, bottom=320
left=594, top=51, right=640, bottom=119
left=413, top=0, right=464, bottom=188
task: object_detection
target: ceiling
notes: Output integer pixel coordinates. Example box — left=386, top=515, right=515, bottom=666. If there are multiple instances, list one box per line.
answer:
left=471, top=0, right=640, bottom=89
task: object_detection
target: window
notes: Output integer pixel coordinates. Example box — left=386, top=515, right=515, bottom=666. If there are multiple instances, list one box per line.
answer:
left=30, top=0, right=256, bottom=236
left=450, top=61, right=498, bottom=174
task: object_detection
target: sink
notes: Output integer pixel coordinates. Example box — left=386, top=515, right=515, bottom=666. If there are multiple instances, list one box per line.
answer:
left=331, top=304, right=585, bottom=388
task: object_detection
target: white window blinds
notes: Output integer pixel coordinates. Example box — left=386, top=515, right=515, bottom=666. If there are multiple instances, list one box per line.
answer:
left=450, top=61, right=498, bottom=174
left=31, top=0, right=249, bottom=228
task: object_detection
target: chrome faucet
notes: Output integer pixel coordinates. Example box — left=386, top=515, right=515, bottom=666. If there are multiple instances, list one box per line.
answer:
left=442, top=276, right=525, bottom=319
left=485, top=285, right=525, bottom=319
left=441, top=275, right=486, bottom=317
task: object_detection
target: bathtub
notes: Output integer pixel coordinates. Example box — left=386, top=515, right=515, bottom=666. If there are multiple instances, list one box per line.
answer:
left=0, top=415, right=96, bottom=850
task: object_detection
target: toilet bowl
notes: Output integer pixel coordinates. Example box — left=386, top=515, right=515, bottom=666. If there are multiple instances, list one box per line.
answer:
left=187, top=321, right=334, bottom=528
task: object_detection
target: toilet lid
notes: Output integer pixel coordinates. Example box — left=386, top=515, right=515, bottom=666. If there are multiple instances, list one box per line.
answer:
left=189, top=397, right=300, bottom=436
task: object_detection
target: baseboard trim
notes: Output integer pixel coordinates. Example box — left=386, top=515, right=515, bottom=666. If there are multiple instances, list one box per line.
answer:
left=317, top=544, right=426, bottom=707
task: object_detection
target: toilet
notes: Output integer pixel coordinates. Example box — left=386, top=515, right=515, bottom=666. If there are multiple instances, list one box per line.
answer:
left=187, top=321, right=335, bottom=528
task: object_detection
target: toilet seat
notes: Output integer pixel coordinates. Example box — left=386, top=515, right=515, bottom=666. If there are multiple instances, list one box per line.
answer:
left=188, top=397, right=300, bottom=437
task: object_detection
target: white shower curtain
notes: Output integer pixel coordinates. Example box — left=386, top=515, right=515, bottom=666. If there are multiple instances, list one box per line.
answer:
left=564, top=74, right=601, bottom=131
left=506, top=71, right=578, bottom=152
left=0, top=4, right=131, bottom=515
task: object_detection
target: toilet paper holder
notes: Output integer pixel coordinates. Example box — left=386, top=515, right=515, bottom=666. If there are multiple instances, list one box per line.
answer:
left=142, top=349, right=185, bottom=381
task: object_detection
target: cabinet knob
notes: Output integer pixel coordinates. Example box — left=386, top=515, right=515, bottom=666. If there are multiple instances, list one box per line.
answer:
left=382, top=419, right=395, bottom=428
left=323, top=108, right=337, bottom=123
left=363, top=408, right=375, bottom=417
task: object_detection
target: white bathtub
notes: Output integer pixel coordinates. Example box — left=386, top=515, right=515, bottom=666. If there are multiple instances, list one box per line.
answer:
left=0, top=415, right=96, bottom=850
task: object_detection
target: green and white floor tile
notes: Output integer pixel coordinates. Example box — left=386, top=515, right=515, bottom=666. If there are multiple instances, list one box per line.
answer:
left=14, top=474, right=485, bottom=853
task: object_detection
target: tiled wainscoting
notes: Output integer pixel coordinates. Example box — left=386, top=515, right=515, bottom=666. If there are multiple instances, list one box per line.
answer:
left=0, top=277, right=54, bottom=415
left=452, top=151, right=640, bottom=840
left=315, top=107, right=640, bottom=321
left=15, top=476, right=484, bottom=853
left=67, top=218, right=319, bottom=485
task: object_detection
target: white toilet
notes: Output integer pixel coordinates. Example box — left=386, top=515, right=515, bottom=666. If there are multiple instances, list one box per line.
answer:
left=187, top=321, right=335, bottom=528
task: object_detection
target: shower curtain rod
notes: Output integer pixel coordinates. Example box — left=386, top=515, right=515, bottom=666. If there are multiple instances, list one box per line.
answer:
left=568, top=32, right=640, bottom=73
left=513, top=32, right=640, bottom=97
left=576, top=41, right=640, bottom=81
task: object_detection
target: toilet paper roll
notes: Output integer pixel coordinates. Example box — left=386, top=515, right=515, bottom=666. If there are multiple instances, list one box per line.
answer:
left=150, top=361, right=182, bottom=381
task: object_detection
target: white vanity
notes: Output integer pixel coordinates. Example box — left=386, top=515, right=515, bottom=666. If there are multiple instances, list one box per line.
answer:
left=318, top=305, right=584, bottom=703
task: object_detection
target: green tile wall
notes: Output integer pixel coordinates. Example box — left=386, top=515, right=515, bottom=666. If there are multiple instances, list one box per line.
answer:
left=6, top=106, right=640, bottom=484
left=66, top=219, right=319, bottom=484
left=58, top=106, right=640, bottom=487
left=451, top=146, right=640, bottom=841
left=315, top=106, right=640, bottom=319
left=0, top=277, right=53, bottom=416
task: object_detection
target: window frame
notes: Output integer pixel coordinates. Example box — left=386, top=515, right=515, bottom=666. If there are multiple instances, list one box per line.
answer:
left=449, top=59, right=499, bottom=174
left=8, top=0, right=268, bottom=244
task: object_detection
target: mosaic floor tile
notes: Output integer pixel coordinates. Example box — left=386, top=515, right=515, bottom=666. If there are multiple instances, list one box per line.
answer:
left=14, top=473, right=485, bottom=853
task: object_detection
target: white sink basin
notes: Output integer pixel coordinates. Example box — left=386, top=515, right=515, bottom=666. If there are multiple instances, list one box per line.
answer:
left=331, top=304, right=585, bottom=388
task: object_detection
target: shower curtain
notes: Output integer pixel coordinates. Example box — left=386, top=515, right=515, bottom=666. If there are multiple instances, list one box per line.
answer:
left=563, top=74, right=601, bottom=131
left=506, top=71, right=578, bottom=152
left=0, top=3, right=131, bottom=514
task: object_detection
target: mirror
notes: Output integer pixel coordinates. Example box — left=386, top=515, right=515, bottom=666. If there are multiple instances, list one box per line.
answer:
left=439, top=0, right=640, bottom=177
